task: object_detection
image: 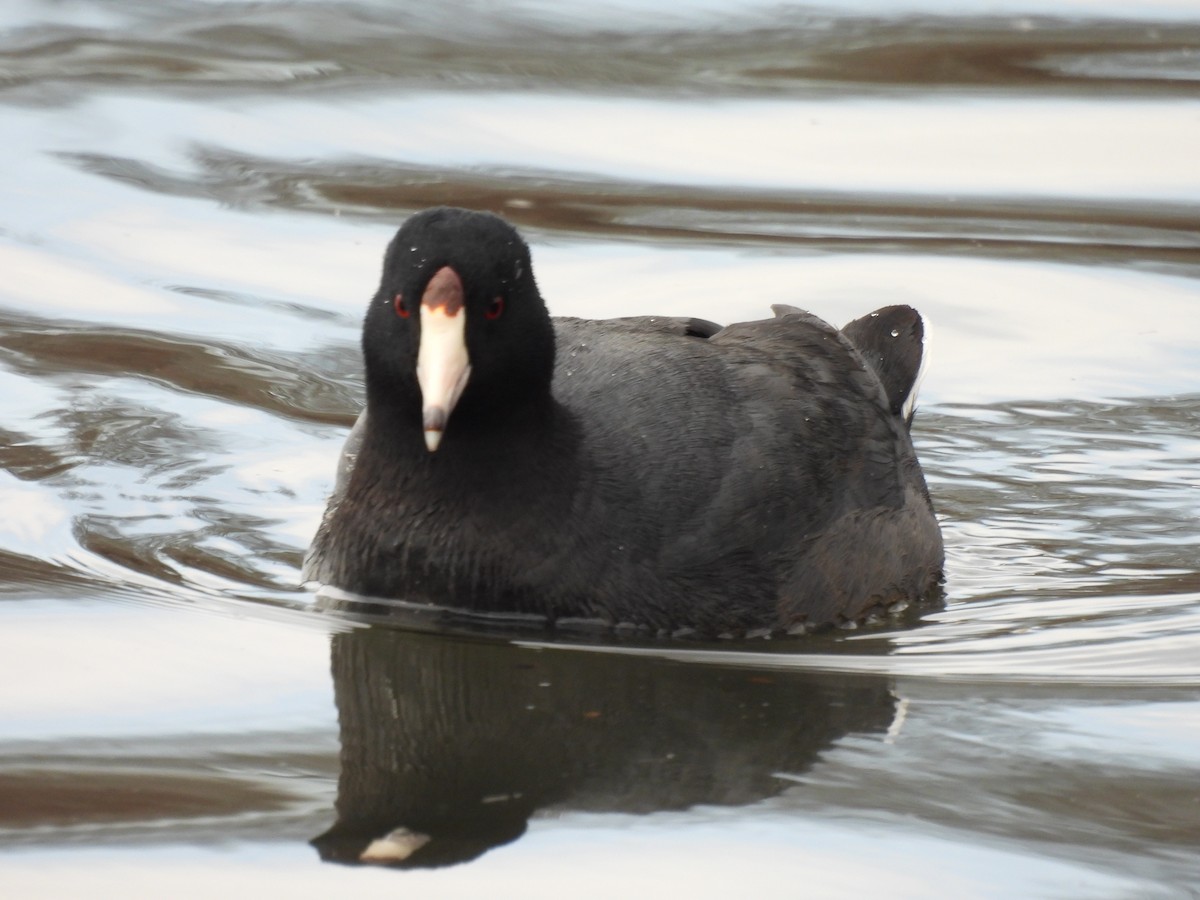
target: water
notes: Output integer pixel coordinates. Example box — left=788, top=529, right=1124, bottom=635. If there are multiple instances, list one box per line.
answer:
left=2, top=1, right=1199, bottom=896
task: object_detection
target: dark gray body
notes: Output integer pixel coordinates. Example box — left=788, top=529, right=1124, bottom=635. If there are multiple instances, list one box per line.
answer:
left=305, top=305, right=943, bottom=637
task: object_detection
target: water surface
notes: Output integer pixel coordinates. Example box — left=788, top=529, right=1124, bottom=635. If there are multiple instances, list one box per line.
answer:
left=1, top=1, right=1198, bottom=897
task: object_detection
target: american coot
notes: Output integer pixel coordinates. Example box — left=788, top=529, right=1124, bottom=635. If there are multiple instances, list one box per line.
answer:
left=304, top=207, right=943, bottom=638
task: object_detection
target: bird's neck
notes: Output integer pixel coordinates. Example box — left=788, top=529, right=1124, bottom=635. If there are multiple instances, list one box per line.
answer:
left=363, top=387, right=562, bottom=469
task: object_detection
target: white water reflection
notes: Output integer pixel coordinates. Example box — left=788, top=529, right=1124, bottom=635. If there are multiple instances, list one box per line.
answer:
left=32, top=93, right=1200, bottom=203
left=0, top=810, right=1165, bottom=900
left=0, top=601, right=334, bottom=741
left=9, top=0, right=1200, bottom=35
left=0, top=243, right=185, bottom=317
left=0, top=473, right=71, bottom=551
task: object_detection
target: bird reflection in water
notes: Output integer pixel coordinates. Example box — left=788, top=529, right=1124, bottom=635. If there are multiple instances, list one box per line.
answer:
left=312, top=625, right=898, bottom=868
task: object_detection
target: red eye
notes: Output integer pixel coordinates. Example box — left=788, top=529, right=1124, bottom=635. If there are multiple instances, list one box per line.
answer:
left=485, top=296, right=505, bottom=320
left=394, top=294, right=410, bottom=318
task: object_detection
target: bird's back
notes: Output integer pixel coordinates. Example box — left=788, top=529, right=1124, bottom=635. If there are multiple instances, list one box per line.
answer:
left=531, top=309, right=939, bottom=633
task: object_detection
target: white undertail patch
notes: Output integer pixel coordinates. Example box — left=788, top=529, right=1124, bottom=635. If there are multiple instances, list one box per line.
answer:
left=901, top=313, right=930, bottom=423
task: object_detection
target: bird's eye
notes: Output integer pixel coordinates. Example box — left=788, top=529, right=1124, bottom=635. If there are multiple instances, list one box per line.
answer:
left=394, top=294, right=410, bottom=318
left=485, top=296, right=505, bottom=321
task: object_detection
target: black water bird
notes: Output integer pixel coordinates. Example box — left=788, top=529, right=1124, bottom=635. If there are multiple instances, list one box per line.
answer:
left=304, top=207, right=943, bottom=637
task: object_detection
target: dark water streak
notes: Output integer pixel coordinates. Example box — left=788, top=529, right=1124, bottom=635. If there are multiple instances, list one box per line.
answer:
left=4, top=5, right=1200, bottom=100
left=60, top=150, right=1200, bottom=269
